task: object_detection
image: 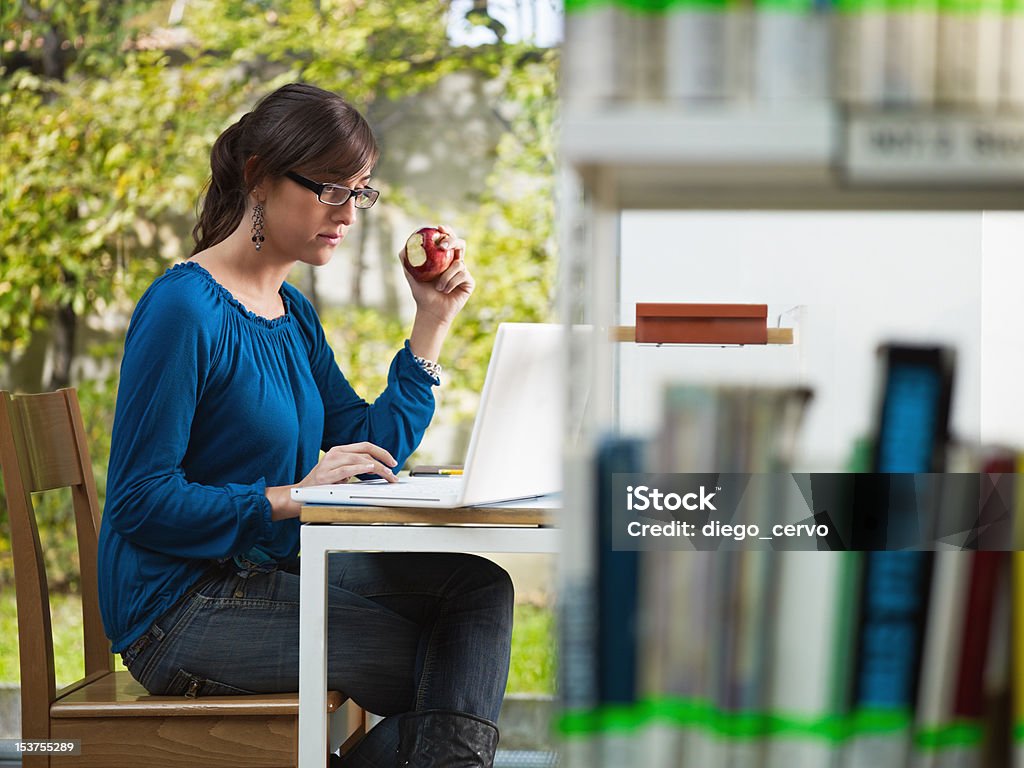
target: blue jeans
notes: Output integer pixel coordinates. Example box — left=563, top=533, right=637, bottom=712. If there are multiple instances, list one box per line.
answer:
left=121, top=552, right=514, bottom=767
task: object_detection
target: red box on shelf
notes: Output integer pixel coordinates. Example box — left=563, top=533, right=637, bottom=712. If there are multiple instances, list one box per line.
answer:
left=635, top=303, right=769, bottom=345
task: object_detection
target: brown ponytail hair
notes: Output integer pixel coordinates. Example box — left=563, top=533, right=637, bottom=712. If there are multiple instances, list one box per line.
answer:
left=191, top=83, right=379, bottom=254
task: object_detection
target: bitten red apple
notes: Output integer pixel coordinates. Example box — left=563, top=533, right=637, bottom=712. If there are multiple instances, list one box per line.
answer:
left=402, top=227, right=454, bottom=282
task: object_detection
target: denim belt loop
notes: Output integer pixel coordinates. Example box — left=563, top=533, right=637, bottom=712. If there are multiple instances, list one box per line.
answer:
left=121, top=623, right=165, bottom=667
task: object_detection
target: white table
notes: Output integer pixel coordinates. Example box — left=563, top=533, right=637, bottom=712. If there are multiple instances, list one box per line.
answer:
left=297, top=499, right=560, bottom=768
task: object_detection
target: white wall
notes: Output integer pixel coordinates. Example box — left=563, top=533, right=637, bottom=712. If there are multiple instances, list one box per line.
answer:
left=981, top=212, right=1024, bottom=449
left=616, top=210, right=1022, bottom=470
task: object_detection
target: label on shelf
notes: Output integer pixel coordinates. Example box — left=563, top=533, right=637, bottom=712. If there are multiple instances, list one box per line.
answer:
left=843, top=112, right=1024, bottom=183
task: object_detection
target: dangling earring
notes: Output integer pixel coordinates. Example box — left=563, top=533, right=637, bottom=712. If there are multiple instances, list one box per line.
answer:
left=251, top=203, right=265, bottom=251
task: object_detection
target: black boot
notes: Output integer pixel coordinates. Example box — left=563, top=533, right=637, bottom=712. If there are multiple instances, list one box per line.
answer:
left=397, top=709, right=499, bottom=767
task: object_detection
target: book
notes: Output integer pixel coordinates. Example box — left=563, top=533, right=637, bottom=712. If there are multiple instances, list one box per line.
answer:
left=625, top=2, right=670, bottom=103
left=595, top=436, right=647, bottom=767
left=884, top=0, right=940, bottom=105
left=561, top=1, right=629, bottom=107
left=651, top=385, right=813, bottom=767
left=846, top=550, right=934, bottom=768
left=754, top=0, right=833, bottom=103
left=665, top=0, right=742, bottom=102
left=1004, top=0, right=1024, bottom=109
left=718, top=387, right=811, bottom=768
left=765, top=551, right=861, bottom=768
left=847, top=344, right=954, bottom=768
left=562, top=0, right=668, bottom=106
left=596, top=436, right=646, bottom=705
left=947, top=551, right=1006, bottom=765
left=639, top=385, right=721, bottom=766
left=836, top=0, right=888, bottom=106
left=981, top=553, right=1012, bottom=768
left=910, top=551, right=972, bottom=768
left=636, top=548, right=716, bottom=766
left=937, top=0, right=1004, bottom=108
left=557, top=450, right=601, bottom=768
left=1012, top=453, right=1024, bottom=768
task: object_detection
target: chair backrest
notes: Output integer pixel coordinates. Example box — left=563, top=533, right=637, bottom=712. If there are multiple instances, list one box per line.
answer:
left=0, top=389, right=112, bottom=741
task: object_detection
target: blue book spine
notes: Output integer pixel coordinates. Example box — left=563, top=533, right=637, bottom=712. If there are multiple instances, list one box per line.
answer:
left=852, top=346, right=953, bottom=719
left=596, top=436, right=646, bottom=705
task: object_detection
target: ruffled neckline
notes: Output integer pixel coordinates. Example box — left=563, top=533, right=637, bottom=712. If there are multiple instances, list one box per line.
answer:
left=171, top=261, right=293, bottom=329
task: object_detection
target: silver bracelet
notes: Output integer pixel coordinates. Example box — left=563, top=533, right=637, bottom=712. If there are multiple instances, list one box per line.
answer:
left=413, top=354, right=442, bottom=381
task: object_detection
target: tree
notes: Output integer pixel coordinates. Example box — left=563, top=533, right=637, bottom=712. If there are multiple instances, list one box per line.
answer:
left=1, top=0, right=553, bottom=389
left=1, top=0, right=229, bottom=388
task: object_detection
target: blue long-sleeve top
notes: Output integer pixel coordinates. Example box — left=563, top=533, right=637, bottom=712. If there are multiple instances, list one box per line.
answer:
left=98, top=261, right=437, bottom=652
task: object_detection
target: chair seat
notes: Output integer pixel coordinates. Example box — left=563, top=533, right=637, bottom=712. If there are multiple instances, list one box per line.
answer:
left=52, top=670, right=344, bottom=718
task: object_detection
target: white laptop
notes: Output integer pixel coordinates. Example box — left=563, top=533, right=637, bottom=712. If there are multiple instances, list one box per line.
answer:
left=291, top=323, right=566, bottom=508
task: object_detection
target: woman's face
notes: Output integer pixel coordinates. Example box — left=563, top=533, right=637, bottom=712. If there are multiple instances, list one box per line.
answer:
left=258, top=164, right=373, bottom=267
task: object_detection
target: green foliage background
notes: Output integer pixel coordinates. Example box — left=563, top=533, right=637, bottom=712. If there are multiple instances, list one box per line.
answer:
left=0, top=0, right=559, bottom=606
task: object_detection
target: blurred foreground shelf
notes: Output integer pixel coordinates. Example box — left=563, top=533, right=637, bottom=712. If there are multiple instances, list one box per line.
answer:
left=562, top=106, right=1024, bottom=211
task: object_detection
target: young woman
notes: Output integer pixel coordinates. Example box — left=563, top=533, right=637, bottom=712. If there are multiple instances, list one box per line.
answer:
left=97, top=82, right=512, bottom=768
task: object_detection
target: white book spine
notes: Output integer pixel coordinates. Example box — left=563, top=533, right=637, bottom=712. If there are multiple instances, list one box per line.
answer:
left=560, top=738, right=599, bottom=768
left=561, top=5, right=625, bottom=108
left=729, top=2, right=758, bottom=101
left=938, top=0, right=1004, bottom=107
left=767, top=740, right=843, bottom=768
left=910, top=552, right=971, bottom=768
left=837, top=9, right=889, bottom=105
left=843, top=733, right=913, bottom=768
left=766, top=551, right=849, bottom=768
left=557, top=453, right=599, bottom=768
left=635, top=721, right=686, bottom=768
left=884, top=5, right=939, bottom=105
left=627, top=8, right=668, bottom=103
left=728, top=739, right=767, bottom=768
left=975, top=8, right=1005, bottom=107
left=665, top=4, right=733, bottom=101
left=755, top=7, right=833, bottom=102
left=599, top=732, right=636, bottom=768
left=689, top=728, right=724, bottom=767
left=941, top=746, right=980, bottom=768
left=937, top=5, right=963, bottom=103
left=1003, top=11, right=1024, bottom=109
left=914, top=750, right=969, bottom=768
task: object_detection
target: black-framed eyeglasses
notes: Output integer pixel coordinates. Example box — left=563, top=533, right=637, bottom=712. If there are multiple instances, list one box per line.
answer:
left=285, top=171, right=380, bottom=209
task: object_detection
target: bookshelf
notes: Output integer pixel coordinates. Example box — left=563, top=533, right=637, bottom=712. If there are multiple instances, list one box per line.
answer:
left=556, top=10, right=1024, bottom=768
left=562, top=107, right=1024, bottom=211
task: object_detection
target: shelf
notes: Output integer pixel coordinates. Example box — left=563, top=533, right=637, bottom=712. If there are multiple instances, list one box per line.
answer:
left=563, top=104, right=836, bottom=167
left=561, top=106, right=1024, bottom=210
left=556, top=67, right=1022, bottom=768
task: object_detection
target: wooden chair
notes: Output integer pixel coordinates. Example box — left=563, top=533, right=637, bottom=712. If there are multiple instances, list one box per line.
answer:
left=0, top=389, right=364, bottom=767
